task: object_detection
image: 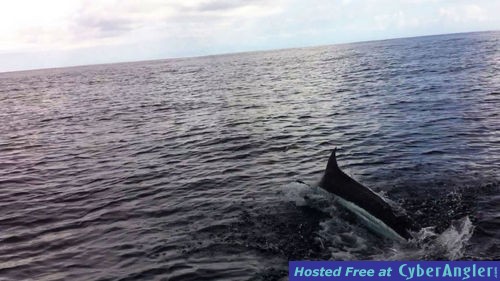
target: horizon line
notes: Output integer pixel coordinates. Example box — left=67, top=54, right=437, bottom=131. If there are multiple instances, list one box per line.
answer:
left=1, top=29, right=497, bottom=75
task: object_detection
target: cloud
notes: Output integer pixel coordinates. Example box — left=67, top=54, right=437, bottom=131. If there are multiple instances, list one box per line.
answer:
left=70, top=0, right=175, bottom=40
left=190, top=0, right=265, bottom=12
left=2, top=0, right=496, bottom=51
left=439, top=4, right=487, bottom=23
left=0, top=0, right=283, bottom=51
left=373, top=10, right=427, bottom=31
left=1, top=0, right=499, bottom=71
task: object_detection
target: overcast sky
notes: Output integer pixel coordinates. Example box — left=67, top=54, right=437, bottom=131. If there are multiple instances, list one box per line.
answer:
left=1, top=0, right=499, bottom=72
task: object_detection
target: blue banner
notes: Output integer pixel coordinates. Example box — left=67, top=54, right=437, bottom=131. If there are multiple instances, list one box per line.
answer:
left=289, top=261, right=499, bottom=281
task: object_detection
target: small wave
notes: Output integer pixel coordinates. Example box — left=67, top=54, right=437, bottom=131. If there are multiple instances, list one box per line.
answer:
left=421, top=149, right=446, bottom=155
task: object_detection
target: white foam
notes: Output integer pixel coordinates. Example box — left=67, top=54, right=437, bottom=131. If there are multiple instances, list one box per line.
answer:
left=281, top=181, right=335, bottom=211
left=436, top=216, right=475, bottom=260
left=281, top=182, right=476, bottom=260
left=376, top=216, right=475, bottom=260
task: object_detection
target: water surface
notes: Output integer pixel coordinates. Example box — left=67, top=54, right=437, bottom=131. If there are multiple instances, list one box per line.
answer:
left=0, top=31, right=499, bottom=280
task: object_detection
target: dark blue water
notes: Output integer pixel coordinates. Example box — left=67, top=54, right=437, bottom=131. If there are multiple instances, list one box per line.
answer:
left=0, top=31, right=499, bottom=281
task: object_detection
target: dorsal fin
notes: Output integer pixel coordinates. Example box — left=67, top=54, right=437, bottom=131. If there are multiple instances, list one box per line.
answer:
left=325, top=147, right=340, bottom=173
left=319, top=147, right=340, bottom=188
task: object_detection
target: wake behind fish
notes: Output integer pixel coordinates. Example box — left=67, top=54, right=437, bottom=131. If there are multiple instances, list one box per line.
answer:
left=281, top=181, right=476, bottom=260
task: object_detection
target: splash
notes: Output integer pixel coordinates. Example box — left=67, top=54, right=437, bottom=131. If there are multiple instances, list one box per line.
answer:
left=379, top=216, right=475, bottom=260
left=436, top=217, right=475, bottom=259
left=282, top=182, right=476, bottom=260
left=280, top=181, right=335, bottom=211
left=281, top=181, right=393, bottom=259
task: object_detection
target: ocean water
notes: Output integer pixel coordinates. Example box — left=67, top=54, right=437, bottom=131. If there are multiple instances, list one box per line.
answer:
left=0, top=31, right=499, bottom=280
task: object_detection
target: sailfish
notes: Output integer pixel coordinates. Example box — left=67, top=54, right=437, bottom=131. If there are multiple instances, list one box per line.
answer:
left=319, top=148, right=418, bottom=241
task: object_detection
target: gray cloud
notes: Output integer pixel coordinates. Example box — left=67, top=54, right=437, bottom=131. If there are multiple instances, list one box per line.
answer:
left=67, top=0, right=271, bottom=40
left=74, top=16, right=135, bottom=38
left=192, top=0, right=265, bottom=12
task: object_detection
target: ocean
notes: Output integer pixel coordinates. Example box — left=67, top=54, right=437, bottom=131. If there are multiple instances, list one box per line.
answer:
left=0, top=31, right=499, bottom=280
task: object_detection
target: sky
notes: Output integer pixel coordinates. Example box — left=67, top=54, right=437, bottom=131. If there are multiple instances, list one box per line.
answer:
left=1, top=0, right=499, bottom=72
